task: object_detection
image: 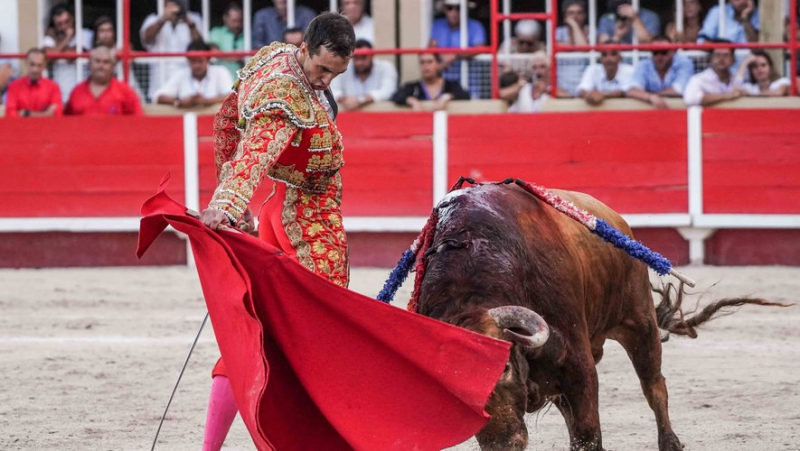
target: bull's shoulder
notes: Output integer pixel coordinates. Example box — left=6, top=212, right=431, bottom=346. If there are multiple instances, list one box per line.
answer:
left=551, top=189, right=631, bottom=234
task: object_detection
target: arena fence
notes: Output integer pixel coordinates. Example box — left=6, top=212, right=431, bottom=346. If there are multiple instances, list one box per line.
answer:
left=1, top=108, right=799, bottom=266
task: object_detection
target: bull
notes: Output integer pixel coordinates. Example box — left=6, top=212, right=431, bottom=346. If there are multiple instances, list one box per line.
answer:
left=414, top=181, right=782, bottom=451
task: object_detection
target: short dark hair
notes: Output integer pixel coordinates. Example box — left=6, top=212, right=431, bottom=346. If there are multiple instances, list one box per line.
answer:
left=187, top=39, right=211, bottom=52
left=355, top=39, right=373, bottom=50
left=224, top=2, right=242, bottom=15
left=304, top=12, right=355, bottom=58
left=562, top=0, right=586, bottom=14
left=707, top=38, right=734, bottom=57
left=284, top=27, right=303, bottom=38
left=48, top=3, right=73, bottom=28
left=420, top=52, right=442, bottom=64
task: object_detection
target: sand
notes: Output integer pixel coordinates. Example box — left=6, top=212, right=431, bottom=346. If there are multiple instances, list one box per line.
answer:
left=1, top=265, right=798, bottom=450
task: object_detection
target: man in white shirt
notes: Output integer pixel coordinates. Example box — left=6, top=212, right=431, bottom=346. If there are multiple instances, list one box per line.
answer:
left=577, top=44, right=634, bottom=106
left=42, top=3, right=94, bottom=102
left=683, top=43, right=747, bottom=106
left=155, top=40, right=233, bottom=109
left=330, top=39, right=397, bottom=111
left=139, top=0, right=203, bottom=101
left=342, top=0, right=375, bottom=44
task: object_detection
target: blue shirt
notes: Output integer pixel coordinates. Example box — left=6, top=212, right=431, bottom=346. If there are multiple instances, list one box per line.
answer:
left=625, top=53, right=694, bottom=94
left=698, top=4, right=759, bottom=43
left=253, top=6, right=317, bottom=49
left=597, top=8, right=660, bottom=44
left=430, top=18, right=487, bottom=94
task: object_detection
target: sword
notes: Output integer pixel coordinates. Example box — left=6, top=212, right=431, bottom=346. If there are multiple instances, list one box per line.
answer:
left=151, top=311, right=209, bottom=451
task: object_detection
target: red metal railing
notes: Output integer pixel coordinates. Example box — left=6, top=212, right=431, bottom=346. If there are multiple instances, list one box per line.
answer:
left=2, top=0, right=797, bottom=98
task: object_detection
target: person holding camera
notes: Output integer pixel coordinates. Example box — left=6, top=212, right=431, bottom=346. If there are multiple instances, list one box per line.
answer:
left=140, top=0, right=203, bottom=101
left=598, top=0, right=660, bottom=44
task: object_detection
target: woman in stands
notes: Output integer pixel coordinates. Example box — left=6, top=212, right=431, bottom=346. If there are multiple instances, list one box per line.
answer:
left=736, top=50, right=791, bottom=97
left=666, top=0, right=704, bottom=43
left=391, top=52, right=470, bottom=110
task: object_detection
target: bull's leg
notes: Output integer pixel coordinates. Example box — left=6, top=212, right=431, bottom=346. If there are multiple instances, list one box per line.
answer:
left=614, top=319, right=683, bottom=451
left=554, top=351, right=605, bottom=451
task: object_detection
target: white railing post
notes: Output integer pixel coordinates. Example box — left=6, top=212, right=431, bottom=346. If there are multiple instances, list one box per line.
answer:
left=459, top=0, right=468, bottom=91
left=288, top=0, right=296, bottom=28
left=681, top=106, right=714, bottom=265
left=589, top=0, right=598, bottom=63
left=676, top=0, right=684, bottom=36
left=244, top=0, right=252, bottom=50
left=183, top=113, right=200, bottom=267
left=76, top=0, right=85, bottom=83
left=330, top=0, right=338, bottom=12
left=202, top=0, right=210, bottom=40
left=718, top=0, right=726, bottom=38
left=433, top=111, right=449, bottom=205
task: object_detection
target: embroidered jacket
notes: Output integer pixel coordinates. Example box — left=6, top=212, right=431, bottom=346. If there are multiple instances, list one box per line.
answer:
left=209, top=42, right=345, bottom=224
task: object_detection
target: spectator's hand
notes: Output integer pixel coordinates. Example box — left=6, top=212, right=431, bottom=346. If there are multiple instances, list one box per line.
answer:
left=433, top=93, right=453, bottom=111
left=440, top=53, right=457, bottom=68
left=585, top=91, right=605, bottom=106
left=740, top=0, right=754, bottom=20
left=64, top=27, right=75, bottom=40
left=164, top=2, right=182, bottom=21
left=532, top=80, right=548, bottom=99
left=339, top=96, right=360, bottom=111
left=649, top=94, right=669, bottom=109
left=614, top=20, right=630, bottom=40
left=725, top=90, right=744, bottom=101
left=407, top=97, right=424, bottom=111
left=565, top=16, right=579, bottom=29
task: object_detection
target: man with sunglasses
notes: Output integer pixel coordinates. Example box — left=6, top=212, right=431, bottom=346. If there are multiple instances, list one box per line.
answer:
left=576, top=40, right=634, bottom=106
left=625, top=36, right=694, bottom=109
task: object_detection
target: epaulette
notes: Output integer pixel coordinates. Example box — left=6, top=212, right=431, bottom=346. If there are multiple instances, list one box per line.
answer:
left=236, top=42, right=317, bottom=129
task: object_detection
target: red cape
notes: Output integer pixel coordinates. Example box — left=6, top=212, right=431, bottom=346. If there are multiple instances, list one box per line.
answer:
left=138, top=180, right=511, bottom=451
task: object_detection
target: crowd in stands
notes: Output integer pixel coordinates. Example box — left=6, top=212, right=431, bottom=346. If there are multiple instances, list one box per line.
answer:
left=0, top=0, right=798, bottom=118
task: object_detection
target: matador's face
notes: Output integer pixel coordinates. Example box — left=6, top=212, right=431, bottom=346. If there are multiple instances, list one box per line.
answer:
left=299, top=43, right=350, bottom=91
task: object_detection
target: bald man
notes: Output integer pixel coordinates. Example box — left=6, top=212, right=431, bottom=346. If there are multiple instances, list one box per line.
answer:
left=65, top=46, right=142, bottom=115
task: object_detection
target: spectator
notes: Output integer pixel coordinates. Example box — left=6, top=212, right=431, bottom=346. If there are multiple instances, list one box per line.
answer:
left=698, top=0, right=758, bottom=43
left=253, top=0, right=317, bottom=49
left=140, top=0, right=203, bottom=101
left=429, top=0, right=486, bottom=97
left=5, top=48, right=63, bottom=118
left=577, top=43, right=634, bottom=106
left=0, top=59, right=18, bottom=104
left=625, top=36, right=694, bottom=109
left=283, top=27, right=305, bottom=47
left=342, top=0, right=374, bottom=44
left=391, top=52, right=470, bottom=111
left=501, top=51, right=571, bottom=113
left=556, top=0, right=589, bottom=46
left=43, top=3, right=94, bottom=103
left=666, top=0, right=704, bottom=43
left=330, top=39, right=397, bottom=111
left=155, top=40, right=233, bottom=109
left=598, top=0, right=660, bottom=44
left=500, top=20, right=544, bottom=54
left=209, top=2, right=245, bottom=79
left=64, top=46, right=142, bottom=116
left=683, top=43, right=747, bottom=106
left=736, top=50, right=790, bottom=97
left=93, top=16, right=115, bottom=48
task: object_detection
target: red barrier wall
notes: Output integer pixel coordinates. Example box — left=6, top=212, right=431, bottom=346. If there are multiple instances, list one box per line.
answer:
left=703, top=109, right=800, bottom=214
left=448, top=111, right=689, bottom=213
left=0, top=116, right=185, bottom=217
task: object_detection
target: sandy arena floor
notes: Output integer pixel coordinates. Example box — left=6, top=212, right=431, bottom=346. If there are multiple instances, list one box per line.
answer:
left=1, top=265, right=798, bottom=450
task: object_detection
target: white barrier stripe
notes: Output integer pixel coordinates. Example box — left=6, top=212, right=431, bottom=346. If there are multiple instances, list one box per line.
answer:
left=0, top=336, right=214, bottom=345
left=694, top=214, right=800, bottom=229
left=687, top=106, right=704, bottom=217
left=433, top=110, right=449, bottom=206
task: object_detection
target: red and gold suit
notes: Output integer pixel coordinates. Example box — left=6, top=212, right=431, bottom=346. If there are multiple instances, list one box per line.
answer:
left=210, top=43, right=349, bottom=290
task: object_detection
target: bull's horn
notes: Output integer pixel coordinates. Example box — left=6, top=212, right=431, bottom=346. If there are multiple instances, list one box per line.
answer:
left=487, top=306, right=550, bottom=349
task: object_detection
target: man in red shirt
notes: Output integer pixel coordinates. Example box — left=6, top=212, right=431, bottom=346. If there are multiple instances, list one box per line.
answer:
left=5, top=48, right=63, bottom=117
left=65, top=46, right=143, bottom=116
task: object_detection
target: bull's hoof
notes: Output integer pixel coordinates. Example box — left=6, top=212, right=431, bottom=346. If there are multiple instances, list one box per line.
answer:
left=658, top=433, right=684, bottom=451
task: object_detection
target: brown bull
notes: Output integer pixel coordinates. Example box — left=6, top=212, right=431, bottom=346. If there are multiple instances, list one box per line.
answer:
left=415, top=182, right=783, bottom=451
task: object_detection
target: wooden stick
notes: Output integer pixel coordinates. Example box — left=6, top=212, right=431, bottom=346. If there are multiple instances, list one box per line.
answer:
left=668, top=268, right=696, bottom=288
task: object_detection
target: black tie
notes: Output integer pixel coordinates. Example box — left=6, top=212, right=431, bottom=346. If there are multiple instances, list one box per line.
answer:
left=323, top=88, right=338, bottom=122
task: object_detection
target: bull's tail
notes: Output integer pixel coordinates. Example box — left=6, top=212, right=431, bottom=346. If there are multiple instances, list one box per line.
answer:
left=651, top=281, right=791, bottom=341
